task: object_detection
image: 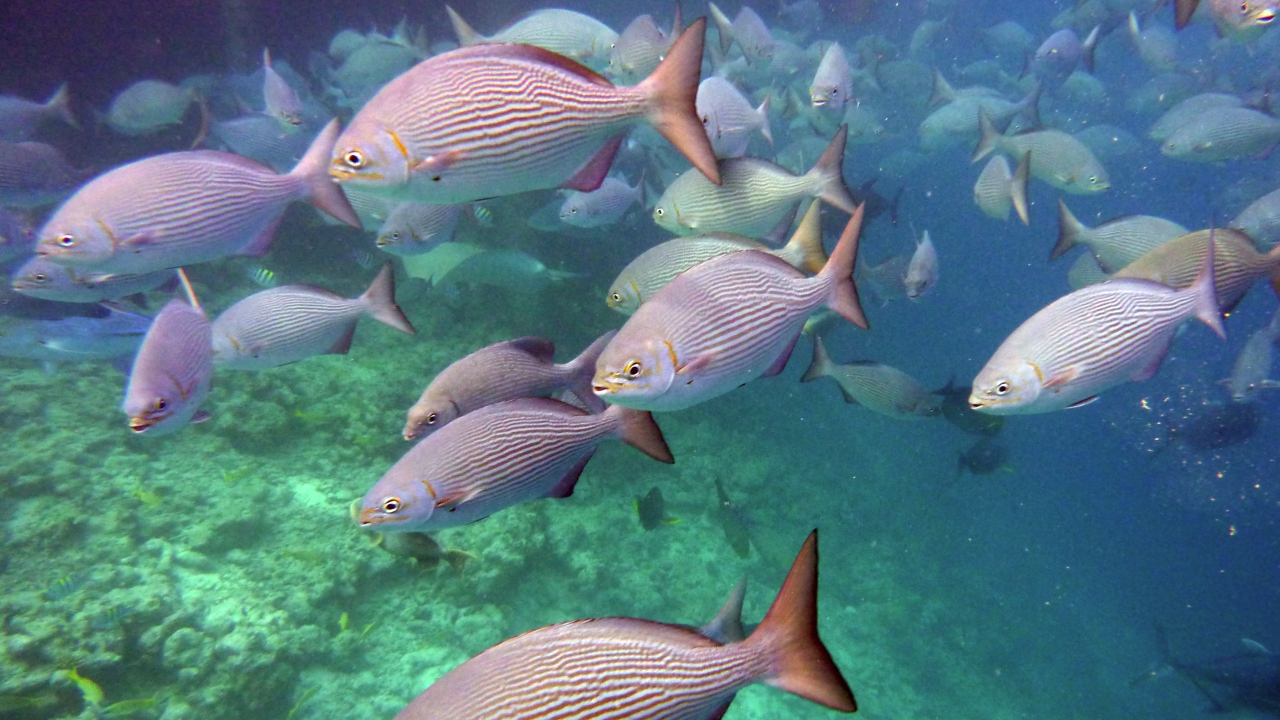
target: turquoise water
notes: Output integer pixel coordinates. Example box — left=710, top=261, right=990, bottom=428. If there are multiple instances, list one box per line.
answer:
left=3, top=1, right=1280, bottom=719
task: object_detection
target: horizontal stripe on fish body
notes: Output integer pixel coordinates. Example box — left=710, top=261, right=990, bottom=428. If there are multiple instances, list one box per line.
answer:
left=1113, top=228, right=1280, bottom=311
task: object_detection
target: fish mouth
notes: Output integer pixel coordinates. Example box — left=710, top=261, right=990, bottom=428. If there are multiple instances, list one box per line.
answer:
left=128, top=416, right=158, bottom=433
left=812, top=97, right=828, bottom=107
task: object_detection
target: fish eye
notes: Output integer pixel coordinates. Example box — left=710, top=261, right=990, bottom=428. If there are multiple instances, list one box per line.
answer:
left=57, top=234, right=75, bottom=247
left=655, top=208, right=665, bottom=217
left=380, top=497, right=402, bottom=514
left=1088, top=176, right=1098, bottom=184
left=625, top=361, right=642, bottom=377
left=154, top=398, right=167, bottom=410
left=569, top=208, right=577, bottom=214
left=700, top=115, right=709, bottom=125
left=995, top=382, right=1010, bottom=395
left=391, top=231, right=400, bottom=239
left=831, top=88, right=839, bottom=95
left=1241, top=2, right=1250, bottom=13
left=344, top=150, right=365, bottom=168
left=426, top=413, right=437, bottom=425
left=609, top=292, right=622, bottom=303
left=32, top=273, right=47, bottom=282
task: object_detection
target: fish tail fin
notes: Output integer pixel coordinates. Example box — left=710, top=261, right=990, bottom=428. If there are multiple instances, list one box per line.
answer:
left=1080, top=25, right=1100, bottom=73
left=1189, top=231, right=1225, bottom=339
left=45, top=82, right=78, bottom=128
left=290, top=118, right=361, bottom=228
left=359, top=264, right=416, bottom=335
left=1011, top=151, right=1030, bottom=226
left=1052, top=199, right=1085, bottom=261
left=1175, top=0, right=1198, bottom=29
left=800, top=335, right=833, bottom=383
left=639, top=17, right=721, bottom=186
left=1019, top=79, right=1042, bottom=129
left=567, top=331, right=616, bottom=413
left=757, top=96, right=774, bottom=146
left=972, top=108, right=1000, bottom=162
left=709, top=3, right=735, bottom=55
left=806, top=125, right=855, bottom=214
left=746, top=530, right=857, bottom=713
left=445, top=5, right=485, bottom=46
left=818, top=204, right=868, bottom=330
left=781, top=200, right=829, bottom=274
left=607, top=405, right=675, bottom=463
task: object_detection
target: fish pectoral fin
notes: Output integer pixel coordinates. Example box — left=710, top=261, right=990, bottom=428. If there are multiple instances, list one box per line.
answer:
left=1041, top=366, right=1079, bottom=389
left=120, top=230, right=158, bottom=247
left=436, top=488, right=482, bottom=510
left=1066, top=396, right=1098, bottom=409
left=676, top=353, right=715, bottom=375
left=190, top=411, right=212, bottom=424
left=410, top=150, right=464, bottom=175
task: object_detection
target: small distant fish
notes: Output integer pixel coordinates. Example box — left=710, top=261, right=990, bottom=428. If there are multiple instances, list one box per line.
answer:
left=0, top=140, right=89, bottom=208
left=445, top=6, right=619, bottom=69
left=359, top=399, right=673, bottom=533
left=471, top=204, right=493, bottom=226
left=973, top=154, right=1029, bottom=224
left=801, top=336, right=942, bottom=419
left=1126, top=12, right=1178, bottom=72
left=609, top=14, right=675, bottom=83
left=245, top=265, right=277, bottom=288
left=714, top=477, right=752, bottom=558
left=1149, top=93, right=1244, bottom=142
left=904, top=230, right=938, bottom=300
left=402, top=332, right=613, bottom=440
left=1221, top=307, right=1280, bottom=402
left=810, top=43, right=852, bottom=110
left=262, top=48, right=305, bottom=127
left=376, top=202, right=464, bottom=256
left=351, top=249, right=378, bottom=269
left=855, top=254, right=910, bottom=305
left=438, top=248, right=584, bottom=293
left=211, top=263, right=414, bottom=370
left=1052, top=201, right=1188, bottom=272
left=374, top=531, right=473, bottom=573
left=934, top=378, right=1004, bottom=436
left=709, top=3, right=776, bottom=65
left=634, top=486, right=679, bottom=530
left=123, top=278, right=213, bottom=435
left=956, top=437, right=1011, bottom=478
left=1030, top=27, right=1098, bottom=87
left=697, top=76, right=772, bottom=159
left=89, top=605, right=136, bottom=631
left=974, top=110, right=1110, bottom=194
left=0, top=305, right=151, bottom=363
left=1161, top=107, right=1280, bottom=163
left=559, top=173, right=645, bottom=228
left=104, top=79, right=195, bottom=137
left=1167, top=401, right=1262, bottom=451
left=44, top=571, right=90, bottom=601
left=0, top=84, right=76, bottom=142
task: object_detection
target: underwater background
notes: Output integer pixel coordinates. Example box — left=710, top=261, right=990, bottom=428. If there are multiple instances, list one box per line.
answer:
left=2, top=0, right=1279, bottom=719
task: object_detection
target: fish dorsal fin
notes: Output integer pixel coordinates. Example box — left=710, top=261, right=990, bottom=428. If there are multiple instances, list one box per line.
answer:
left=175, top=268, right=202, bottom=313
left=444, top=43, right=614, bottom=87
left=506, top=336, right=556, bottom=362
left=1242, top=638, right=1272, bottom=655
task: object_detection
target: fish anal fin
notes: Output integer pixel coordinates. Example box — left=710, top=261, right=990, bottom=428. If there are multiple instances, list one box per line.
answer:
left=1130, top=344, right=1171, bottom=382
left=327, top=323, right=357, bottom=355
left=546, top=452, right=594, bottom=499
left=837, top=383, right=859, bottom=405
left=560, top=134, right=625, bottom=192
left=1066, top=396, right=1098, bottom=409
left=762, top=332, right=801, bottom=378
left=191, top=410, right=212, bottom=424
left=239, top=215, right=283, bottom=257
left=707, top=698, right=735, bottom=720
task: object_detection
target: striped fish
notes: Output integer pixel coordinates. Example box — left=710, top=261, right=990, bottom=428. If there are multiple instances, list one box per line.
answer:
left=1066, top=252, right=1111, bottom=290
left=607, top=207, right=827, bottom=314
left=1161, top=107, right=1280, bottom=162
left=970, top=240, right=1225, bottom=415
left=973, top=109, right=1109, bottom=195
left=594, top=202, right=867, bottom=412
left=10, top=256, right=173, bottom=303
left=446, top=6, right=619, bottom=69
left=0, top=140, right=88, bottom=208
left=403, top=332, right=614, bottom=440
left=1112, top=228, right=1280, bottom=312
left=1232, top=187, right=1280, bottom=250
left=1052, top=201, right=1187, bottom=272
left=653, top=125, right=855, bottom=237
left=972, top=153, right=1029, bottom=224
left=609, top=14, right=675, bottom=83
left=36, top=119, right=358, bottom=275
left=696, top=76, right=772, bottom=159
left=123, top=277, right=213, bottom=435
left=390, top=530, right=855, bottom=720
left=1223, top=307, right=1280, bottom=402
left=559, top=173, right=645, bottom=228
left=708, top=3, right=775, bottom=64
left=330, top=20, right=719, bottom=204
left=262, top=48, right=304, bottom=127
left=1148, top=93, right=1243, bottom=141
left=376, top=202, right=463, bottom=256
left=802, top=336, right=941, bottom=419
left=211, top=263, right=414, bottom=370
left=359, top=399, right=673, bottom=532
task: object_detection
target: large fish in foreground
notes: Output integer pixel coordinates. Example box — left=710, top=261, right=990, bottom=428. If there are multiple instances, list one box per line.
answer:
left=594, top=202, right=867, bottom=412
left=970, top=241, right=1224, bottom=414
left=122, top=274, right=213, bottom=435
left=388, top=530, right=856, bottom=720
left=358, top=399, right=673, bottom=532
left=35, top=119, right=359, bottom=275
left=329, top=20, right=719, bottom=204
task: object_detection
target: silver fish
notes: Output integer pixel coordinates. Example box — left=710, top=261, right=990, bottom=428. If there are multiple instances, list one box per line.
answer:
left=0, top=84, right=76, bottom=142
left=1051, top=201, right=1187, bottom=272
left=1232, top=187, right=1280, bottom=250
left=970, top=242, right=1224, bottom=414
left=123, top=280, right=213, bottom=435
left=1148, top=93, right=1243, bottom=142
left=653, top=125, right=854, bottom=237
left=10, top=256, right=172, bottom=303
left=386, top=530, right=855, bottom=720
left=0, top=306, right=149, bottom=363
left=1112, top=228, right=1280, bottom=313
left=856, top=254, right=911, bottom=305
left=1161, top=107, right=1280, bottom=163
left=0, top=140, right=89, bottom=208
left=1030, top=27, right=1098, bottom=87
left=809, top=43, right=852, bottom=110
left=209, top=114, right=315, bottom=173
left=36, top=119, right=358, bottom=274
left=918, top=83, right=1040, bottom=151
left=609, top=14, right=675, bottom=83
left=973, top=109, right=1110, bottom=194
left=438, top=248, right=583, bottom=292
left=593, top=203, right=867, bottom=412
left=262, top=48, right=305, bottom=127
left=1222, top=307, right=1280, bottom=402
left=972, top=154, right=1029, bottom=224
left=709, top=4, right=775, bottom=65
left=559, top=173, right=645, bottom=228
left=446, top=6, right=619, bottom=69
left=403, top=333, right=613, bottom=440
left=376, top=203, right=463, bottom=255
left=696, top=76, right=772, bottom=159
left=801, top=336, right=942, bottom=418
left=330, top=21, right=719, bottom=203
left=359, top=398, right=673, bottom=532
left=211, top=263, right=414, bottom=370
left=104, top=80, right=194, bottom=136
left=1126, top=12, right=1178, bottom=72
left=904, top=230, right=938, bottom=300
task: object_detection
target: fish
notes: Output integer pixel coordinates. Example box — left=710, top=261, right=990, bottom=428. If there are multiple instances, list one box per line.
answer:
left=1126, top=12, right=1178, bottom=72
left=10, top=256, right=173, bottom=303
left=1221, top=307, right=1280, bottom=402
left=653, top=125, right=854, bottom=237
left=359, top=399, right=673, bottom=532
left=855, top=254, right=910, bottom=305
left=1052, top=201, right=1189, bottom=272
left=0, top=305, right=151, bottom=363
left=376, top=202, right=463, bottom=255
left=809, top=43, right=852, bottom=110
left=437, top=248, right=583, bottom=292
left=594, top=202, right=867, bottom=412
left=983, top=20, right=1036, bottom=57
left=36, top=119, right=359, bottom=275
left=634, top=486, right=678, bottom=530
left=1067, top=251, right=1112, bottom=290
left=714, top=477, right=752, bottom=558
left=0, top=208, right=34, bottom=264
left=1154, top=625, right=1280, bottom=715
left=934, top=378, right=1004, bottom=436
left=801, top=336, right=942, bottom=418
left=262, top=48, right=305, bottom=127
left=956, top=437, right=1011, bottom=478
left=1191, top=0, right=1280, bottom=42
left=850, top=179, right=901, bottom=225
left=970, top=240, right=1224, bottom=414
left=209, top=114, right=316, bottom=173
left=329, top=20, right=719, bottom=204
left=609, top=14, right=674, bottom=83
left=606, top=203, right=827, bottom=314
left=123, top=274, right=213, bottom=435
left=1149, top=93, right=1244, bottom=142
left=559, top=173, right=645, bottom=228
left=445, top=6, right=619, bottom=69
left=0, top=140, right=89, bottom=208
left=973, top=110, right=1110, bottom=195
left=904, top=230, right=938, bottom=300
left=64, top=668, right=104, bottom=708
left=1166, top=402, right=1262, bottom=451
left=0, top=84, right=75, bottom=142
left=1232, top=188, right=1280, bottom=251
left=373, top=531, right=473, bottom=573
left=44, top=571, right=91, bottom=601
left=104, top=79, right=195, bottom=136
left=1161, top=107, right=1280, bottom=163
left=211, top=263, right=414, bottom=370
left=918, top=83, right=1041, bottom=151
left=709, top=3, right=776, bottom=65
left=1113, top=228, right=1280, bottom=313
left=1030, top=27, right=1098, bottom=87
left=387, top=530, right=854, bottom=720
left=972, top=153, right=1030, bottom=224
left=696, top=76, right=772, bottom=159
left=402, top=332, right=613, bottom=440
